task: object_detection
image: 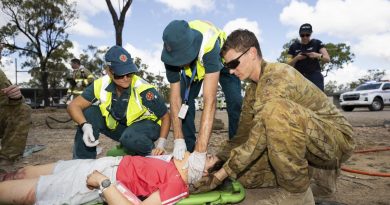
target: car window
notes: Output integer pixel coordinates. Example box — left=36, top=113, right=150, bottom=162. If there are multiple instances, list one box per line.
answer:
left=382, top=83, right=390, bottom=90
left=355, top=83, right=382, bottom=91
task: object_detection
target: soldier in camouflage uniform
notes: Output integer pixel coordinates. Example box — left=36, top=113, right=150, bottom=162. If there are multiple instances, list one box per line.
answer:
left=66, top=58, right=94, bottom=101
left=0, top=69, right=32, bottom=165
left=191, top=29, right=355, bottom=205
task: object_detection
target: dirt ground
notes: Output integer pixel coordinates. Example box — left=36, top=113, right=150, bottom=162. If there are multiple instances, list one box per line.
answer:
left=1, top=108, right=390, bottom=205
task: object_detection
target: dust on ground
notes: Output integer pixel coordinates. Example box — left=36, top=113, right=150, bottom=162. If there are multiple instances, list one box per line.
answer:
left=2, top=108, right=390, bottom=205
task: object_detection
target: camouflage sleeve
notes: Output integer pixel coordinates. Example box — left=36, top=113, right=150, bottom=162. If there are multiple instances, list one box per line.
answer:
left=0, top=69, right=11, bottom=89
left=217, top=83, right=256, bottom=161
left=0, top=69, right=23, bottom=105
left=222, top=111, right=267, bottom=179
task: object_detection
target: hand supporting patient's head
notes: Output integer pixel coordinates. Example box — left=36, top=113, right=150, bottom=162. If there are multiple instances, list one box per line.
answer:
left=189, top=156, right=226, bottom=194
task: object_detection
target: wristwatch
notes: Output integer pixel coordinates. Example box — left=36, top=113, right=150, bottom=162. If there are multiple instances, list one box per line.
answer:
left=98, top=178, right=112, bottom=201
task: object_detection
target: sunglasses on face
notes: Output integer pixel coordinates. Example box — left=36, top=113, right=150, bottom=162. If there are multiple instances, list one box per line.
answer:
left=113, top=73, right=132, bottom=80
left=223, top=47, right=251, bottom=70
left=300, top=33, right=311, bottom=38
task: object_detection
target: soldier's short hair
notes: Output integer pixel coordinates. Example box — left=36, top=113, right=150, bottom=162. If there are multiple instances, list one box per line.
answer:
left=221, top=29, right=262, bottom=58
left=71, top=58, right=81, bottom=65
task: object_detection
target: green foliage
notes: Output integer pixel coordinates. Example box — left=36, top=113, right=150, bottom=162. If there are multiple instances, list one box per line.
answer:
left=348, top=69, right=386, bottom=90
left=277, top=39, right=354, bottom=77
left=277, top=38, right=298, bottom=63
left=0, top=0, right=77, bottom=105
left=79, top=45, right=109, bottom=77
left=324, top=43, right=354, bottom=76
left=324, top=69, right=386, bottom=94
left=324, top=80, right=338, bottom=95
left=133, top=57, right=170, bottom=102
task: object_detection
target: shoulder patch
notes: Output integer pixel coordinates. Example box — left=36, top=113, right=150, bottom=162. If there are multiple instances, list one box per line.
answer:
left=145, top=91, right=155, bottom=101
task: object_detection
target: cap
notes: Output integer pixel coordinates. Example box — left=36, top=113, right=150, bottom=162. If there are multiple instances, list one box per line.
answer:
left=299, top=23, right=313, bottom=34
left=161, top=20, right=203, bottom=66
left=104, top=45, right=138, bottom=75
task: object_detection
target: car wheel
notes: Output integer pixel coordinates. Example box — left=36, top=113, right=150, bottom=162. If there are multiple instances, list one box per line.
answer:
left=341, top=106, right=355, bottom=112
left=369, top=97, right=384, bottom=111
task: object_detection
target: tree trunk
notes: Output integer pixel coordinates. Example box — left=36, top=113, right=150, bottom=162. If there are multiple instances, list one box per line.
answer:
left=105, top=0, right=132, bottom=47
left=115, top=24, right=123, bottom=46
left=40, top=62, right=50, bottom=107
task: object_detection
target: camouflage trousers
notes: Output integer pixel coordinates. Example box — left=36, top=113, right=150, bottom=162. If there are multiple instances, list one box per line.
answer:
left=224, top=98, right=355, bottom=193
left=0, top=103, right=32, bottom=160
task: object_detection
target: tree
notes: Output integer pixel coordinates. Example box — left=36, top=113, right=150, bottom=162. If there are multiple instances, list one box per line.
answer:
left=277, top=39, right=355, bottom=76
left=79, top=45, right=109, bottom=77
left=324, top=69, right=387, bottom=94
left=0, top=0, right=77, bottom=106
left=133, top=57, right=170, bottom=102
left=105, top=0, right=132, bottom=46
left=348, top=69, right=386, bottom=90
left=27, top=40, right=74, bottom=89
left=324, top=80, right=338, bottom=95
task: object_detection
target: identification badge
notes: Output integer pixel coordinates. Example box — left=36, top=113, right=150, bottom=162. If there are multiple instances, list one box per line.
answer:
left=178, top=104, right=189, bottom=119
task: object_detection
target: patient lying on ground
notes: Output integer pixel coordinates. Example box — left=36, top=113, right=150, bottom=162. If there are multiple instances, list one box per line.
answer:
left=0, top=151, right=223, bottom=205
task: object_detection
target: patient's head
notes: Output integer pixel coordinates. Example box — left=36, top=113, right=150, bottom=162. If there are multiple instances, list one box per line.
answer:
left=203, top=154, right=224, bottom=176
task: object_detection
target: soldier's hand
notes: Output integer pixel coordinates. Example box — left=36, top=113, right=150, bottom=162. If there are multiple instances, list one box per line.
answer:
left=81, top=123, right=99, bottom=147
left=183, top=151, right=206, bottom=184
left=1, top=85, right=22, bottom=100
left=173, top=139, right=187, bottom=160
left=190, top=174, right=222, bottom=194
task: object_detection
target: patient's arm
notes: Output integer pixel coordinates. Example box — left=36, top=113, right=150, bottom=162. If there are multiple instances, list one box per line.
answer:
left=87, top=170, right=162, bottom=205
left=87, top=170, right=134, bottom=204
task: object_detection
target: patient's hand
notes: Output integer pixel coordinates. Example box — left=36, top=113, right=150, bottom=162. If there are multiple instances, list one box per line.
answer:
left=86, top=170, right=109, bottom=190
left=151, top=148, right=165, bottom=155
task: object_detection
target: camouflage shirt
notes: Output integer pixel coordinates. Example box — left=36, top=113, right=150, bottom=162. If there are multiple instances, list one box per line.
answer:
left=0, top=69, right=23, bottom=106
left=223, top=61, right=353, bottom=178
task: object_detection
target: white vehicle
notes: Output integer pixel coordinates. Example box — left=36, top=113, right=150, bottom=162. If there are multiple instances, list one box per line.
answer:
left=339, top=81, right=390, bottom=111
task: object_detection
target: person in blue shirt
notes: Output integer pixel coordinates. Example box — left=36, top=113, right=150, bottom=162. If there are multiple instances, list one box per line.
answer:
left=287, top=23, right=330, bottom=91
left=67, top=46, right=170, bottom=159
left=161, top=20, right=243, bottom=185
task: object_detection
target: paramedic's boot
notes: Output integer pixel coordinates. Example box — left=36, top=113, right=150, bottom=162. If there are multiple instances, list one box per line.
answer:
left=255, top=187, right=315, bottom=205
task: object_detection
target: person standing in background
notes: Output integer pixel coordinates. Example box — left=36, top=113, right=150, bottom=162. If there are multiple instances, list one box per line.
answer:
left=66, top=58, right=95, bottom=101
left=287, top=23, right=330, bottom=91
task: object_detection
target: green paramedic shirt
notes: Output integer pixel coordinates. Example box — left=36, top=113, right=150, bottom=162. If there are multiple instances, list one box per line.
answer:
left=165, top=38, right=223, bottom=83
left=81, top=81, right=168, bottom=123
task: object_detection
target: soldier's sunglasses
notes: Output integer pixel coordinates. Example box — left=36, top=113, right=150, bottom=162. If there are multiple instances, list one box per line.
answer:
left=300, top=33, right=311, bottom=38
left=223, top=47, right=250, bottom=70
left=113, top=73, right=132, bottom=80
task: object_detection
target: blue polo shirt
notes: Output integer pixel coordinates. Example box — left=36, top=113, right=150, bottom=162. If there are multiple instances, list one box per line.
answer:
left=165, top=39, right=223, bottom=83
left=82, top=80, right=167, bottom=124
left=288, top=39, right=325, bottom=74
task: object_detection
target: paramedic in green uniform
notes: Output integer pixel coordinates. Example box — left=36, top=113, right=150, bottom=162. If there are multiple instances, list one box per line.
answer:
left=68, top=46, right=170, bottom=159
left=161, top=20, right=243, bottom=185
